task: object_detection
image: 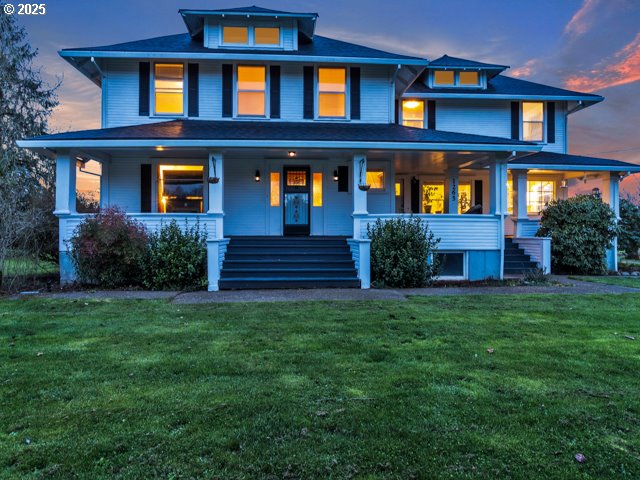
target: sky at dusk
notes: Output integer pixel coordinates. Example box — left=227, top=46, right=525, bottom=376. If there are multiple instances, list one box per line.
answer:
left=15, top=0, right=640, bottom=193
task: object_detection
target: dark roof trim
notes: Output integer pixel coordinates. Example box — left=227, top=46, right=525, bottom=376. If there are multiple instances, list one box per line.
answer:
left=510, top=152, right=640, bottom=172
left=427, top=54, right=509, bottom=70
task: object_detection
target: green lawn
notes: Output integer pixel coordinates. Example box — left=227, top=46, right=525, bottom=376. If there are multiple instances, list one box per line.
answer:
left=1, top=295, right=640, bottom=479
left=571, top=275, right=640, bottom=288
left=2, top=257, right=58, bottom=277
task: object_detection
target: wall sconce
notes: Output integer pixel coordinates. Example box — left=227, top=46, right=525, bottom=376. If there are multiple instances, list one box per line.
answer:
left=560, top=179, right=567, bottom=188
left=592, top=187, right=601, bottom=198
left=254, top=170, right=261, bottom=182
left=333, top=170, right=339, bottom=182
left=287, top=151, right=296, bottom=157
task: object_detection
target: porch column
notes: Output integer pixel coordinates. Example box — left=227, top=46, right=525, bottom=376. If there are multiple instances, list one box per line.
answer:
left=207, top=152, right=225, bottom=291
left=54, top=149, right=76, bottom=215
left=602, top=172, right=620, bottom=271
left=352, top=153, right=371, bottom=289
left=512, top=170, right=528, bottom=237
left=444, top=167, right=459, bottom=214
left=100, top=160, right=110, bottom=208
left=490, top=157, right=509, bottom=279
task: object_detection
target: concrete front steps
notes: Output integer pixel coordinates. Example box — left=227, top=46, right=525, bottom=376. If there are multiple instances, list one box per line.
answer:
left=504, top=238, right=538, bottom=275
left=219, top=236, right=360, bottom=289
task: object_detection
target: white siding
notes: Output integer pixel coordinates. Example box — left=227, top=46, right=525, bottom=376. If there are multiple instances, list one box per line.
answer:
left=360, top=65, right=392, bottom=123
left=108, top=156, right=142, bottom=211
left=224, top=158, right=269, bottom=236
left=436, top=99, right=512, bottom=138
left=541, top=101, right=567, bottom=154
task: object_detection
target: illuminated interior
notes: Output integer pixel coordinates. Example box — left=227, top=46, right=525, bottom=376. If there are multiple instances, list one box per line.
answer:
left=366, top=170, right=385, bottom=190
left=237, top=65, right=266, bottom=116
left=270, top=172, right=280, bottom=207
left=255, top=27, right=280, bottom=45
left=395, top=182, right=401, bottom=197
left=223, top=26, right=248, bottom=44
left=158, top=165, right=204, bottom=213
left=434, top=70, right=455, bottom=85
left=154, top=64, right=184, bottom=115
left=527, top=180, right=555, bottom=214
left=459, top=71, right=479, bottom=85
left=312, top=173, right=323, bottom=207
left=318, top=68, right=346, bottom=118
left=402, top=100, right=424, bottom=128
left=458, top=184, right=471, bottom=213
left=422, top=183, right=472, bottom=213
left=522, top=102, right=544, bottom=142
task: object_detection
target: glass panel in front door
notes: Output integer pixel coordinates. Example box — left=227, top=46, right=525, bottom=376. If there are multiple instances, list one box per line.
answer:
left=284, top=193, right=309, bottom=225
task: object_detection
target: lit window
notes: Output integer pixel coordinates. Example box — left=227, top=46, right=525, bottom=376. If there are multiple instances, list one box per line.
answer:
left=76, top=159, right=101, bottom=213
left=366, top=170, right=384, bottom=190
left=395, top=182, right=401, bottom=197
left=270, top=172, right=280, bottom=207
left=237, top=65, right=266, bottom=116
left=287, top=170, right=307, bottom=186
left=527, top=180, right=554, bottom=214
left=458, top=184, right=472, bottom=214
left=255, top=27, right=280, bottom=45
left=402, top=100, right=424, bottom=128
left=154, top=64, right=183, bottom=115
left=459, top=71, right=479, bottom=86
left=313, top=173, right=323, bottom=206
left=223, top=26, right=248, bottom=44
left=318, top=67, right=346, bottom=118
left=507, top=180, right=513, bottom=215
left=158, top=165, right=204, bottom=213
left=422, top=184, right=444, bottom=214
left=522, top=102, right=544, bottom=142
left=434, top=70, right=455, bottom=85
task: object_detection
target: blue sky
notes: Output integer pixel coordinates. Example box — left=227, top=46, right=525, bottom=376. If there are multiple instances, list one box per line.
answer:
left=16, top=0, right=640, bottom=191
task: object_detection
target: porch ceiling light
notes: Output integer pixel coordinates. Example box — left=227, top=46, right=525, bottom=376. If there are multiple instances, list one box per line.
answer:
left=287, top=151, right=297, bottom=157
left=156, top=146, right=165, bottom=151
left=255, top=170, right=261, bottom=182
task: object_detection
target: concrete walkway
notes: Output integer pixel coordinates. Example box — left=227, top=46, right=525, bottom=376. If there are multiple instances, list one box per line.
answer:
left=32, top=276, right=640, bottom=304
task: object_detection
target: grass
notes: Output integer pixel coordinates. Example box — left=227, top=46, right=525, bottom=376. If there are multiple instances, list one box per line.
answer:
left=570, top=275, right=640, bottom=288
left=1, top=257, right=58, bottom=277
left=1, top=295, right=640, bottom=479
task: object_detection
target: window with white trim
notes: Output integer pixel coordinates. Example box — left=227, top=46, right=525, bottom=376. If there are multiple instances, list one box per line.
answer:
left=154, top=64, right=184, bottom=115
left=318, top=67, right=346, bottom=118
left=522, top=102, right=544, bottom=142
left=237, top=65, right=266, bottom=116
left=402, top=100, right=424, bottom=128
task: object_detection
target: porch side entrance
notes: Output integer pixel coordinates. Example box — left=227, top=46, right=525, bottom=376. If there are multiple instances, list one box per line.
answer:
left=283, top=166, right=311, bottom=236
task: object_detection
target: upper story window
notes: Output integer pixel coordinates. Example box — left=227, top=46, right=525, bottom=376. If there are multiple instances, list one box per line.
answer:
left=222, top=25, right=281, bottom=47
left=154, top=64, right=184, bottom=115
left=522, top=102, right=544, bottom=142
left=318, top=67, right=346, bottom=118
left=255, top=27, right=280, bottom=45
left=237, top=65, right=266, bottom=116
left=402, top=100, right=425, bottom=128
left=223, top=26, right=249, bottom=44
left=459, top=71, right=479, bottom=86
left=434, top=70, right=455, bottom=86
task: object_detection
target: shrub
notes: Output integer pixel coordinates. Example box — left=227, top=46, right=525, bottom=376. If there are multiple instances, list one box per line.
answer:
left=143, top=220, right=207, bottom=291
left=619, top=198, right=640, bottom=259
left=367, top=217, right=440, bottom=288
left=536, top=194, right=618, bottom=275
left=69, top=207, right=148, bottom=287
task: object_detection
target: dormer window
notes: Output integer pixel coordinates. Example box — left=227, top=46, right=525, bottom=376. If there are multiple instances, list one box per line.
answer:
left=221, top=25, right=281, bottom=47
left=459, top=71, right=479, bottom=86
left=255, top=27, right=280, bottom=45
left=223, top=26, right=249, bottom=45
left=434, top=71, right=455, bottom=86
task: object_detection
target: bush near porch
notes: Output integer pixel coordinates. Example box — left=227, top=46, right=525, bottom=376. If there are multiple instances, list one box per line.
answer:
left=619, top=198, right=640, bottom=260
left=537, top=195, right=617, bottom=275
left=368, top=217, right=440, bottom=288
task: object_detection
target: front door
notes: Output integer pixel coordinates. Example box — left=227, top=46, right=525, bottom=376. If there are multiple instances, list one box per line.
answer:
left=283, top=166, right=310, bottom=236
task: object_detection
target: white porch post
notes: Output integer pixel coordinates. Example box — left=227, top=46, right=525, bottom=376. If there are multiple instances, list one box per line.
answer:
left=444, top=167, right=459, bottom=214
left=352, top=153, right=370, bottom=288
left=512, top=170, right=528, bottom=237
left=490, top=157, right=509, bottom=279
left=207, top=151, right=225, bottom=291
left=99, top=160, right=110, bottom=208
left=602, top=172, right=620, bottom=271
left=54, top=149, right=76, bottom=215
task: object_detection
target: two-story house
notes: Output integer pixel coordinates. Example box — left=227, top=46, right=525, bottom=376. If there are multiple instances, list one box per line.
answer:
left=19, top=6, right=640, bottom=290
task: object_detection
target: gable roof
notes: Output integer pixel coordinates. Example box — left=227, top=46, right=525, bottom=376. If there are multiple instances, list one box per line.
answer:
left=510, top=151, right=640, bottom=172
left=427, top=55, right=508, bottom=70
left=405, top=74, right=603, bottom=103
left=19, top=119, right=538, bottom=152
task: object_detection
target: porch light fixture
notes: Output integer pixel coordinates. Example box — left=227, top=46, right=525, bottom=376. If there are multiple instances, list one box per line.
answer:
left=333, top=170, right=339, bottom=182
left=592, top=187, right=601, bottom=198
left=255, top=170, right=261, bottom=182
left=560, top=179, right=568, bottom=188
left=156, top=146, right=165, bottom=152
left=287, top=151, right=297, bottom=157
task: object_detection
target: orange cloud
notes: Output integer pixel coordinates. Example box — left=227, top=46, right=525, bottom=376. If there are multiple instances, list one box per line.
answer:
left=565, top=32, right=640, bottom=92
left=564, top=0, right=600, bottom=37
left=511, top=59, right=538, bottom=78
